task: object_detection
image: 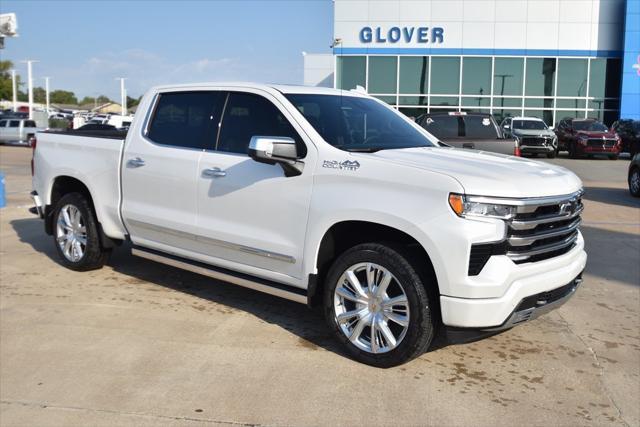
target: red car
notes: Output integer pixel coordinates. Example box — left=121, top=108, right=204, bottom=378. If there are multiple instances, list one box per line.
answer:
left=555, top=118, right=621, bottom=160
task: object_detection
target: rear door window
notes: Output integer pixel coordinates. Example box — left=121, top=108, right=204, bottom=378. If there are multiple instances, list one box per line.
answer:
left=9, top=120, right=20, bottom=128
left=147, top=91, right=225, bottom=149
left=420, top=116, right=460, bottom=139
left=217, top=92, right=306, bottom=156
left=0, top=120, right=6, bottom=127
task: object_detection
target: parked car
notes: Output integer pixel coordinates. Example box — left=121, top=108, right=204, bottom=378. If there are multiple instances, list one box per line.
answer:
left=0, top=118, right=41, bottom=145
left=555, top=118, right=621, bottom=159
left=629, top=153, right=640, bottom=197
left=416, top=112, right=519, bottom=156
left=501, top=117, right=558, bottom=158
left=611, top=119, right=640, bottom=157
left=30, top=83, right=586, bottom=367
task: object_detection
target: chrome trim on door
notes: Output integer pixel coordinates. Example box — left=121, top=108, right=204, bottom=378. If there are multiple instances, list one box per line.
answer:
left=126, top=219, right=296, bottom=264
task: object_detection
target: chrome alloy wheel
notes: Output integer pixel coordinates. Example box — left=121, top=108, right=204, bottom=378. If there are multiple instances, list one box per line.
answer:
left=333, top=262, right=410, bottom=354
left=631, top=169, right=640, bottom=195
left=56, top=204, right=87, bottom=262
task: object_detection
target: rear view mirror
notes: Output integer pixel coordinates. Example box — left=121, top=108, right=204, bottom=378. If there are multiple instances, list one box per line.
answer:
left=249, top=136, right=303, bottom=177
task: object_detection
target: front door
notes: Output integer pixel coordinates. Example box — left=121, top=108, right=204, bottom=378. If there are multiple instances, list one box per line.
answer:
left=195, top=90, right=315, bottom=280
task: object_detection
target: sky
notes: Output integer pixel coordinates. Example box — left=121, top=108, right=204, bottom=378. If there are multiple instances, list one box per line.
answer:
left=1, top=0, right=333, bottom=100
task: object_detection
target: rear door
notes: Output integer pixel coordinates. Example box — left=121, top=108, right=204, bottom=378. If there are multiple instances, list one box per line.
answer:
left=195, top=90, right=315, bottom=280
left=7, top=120, right=20, bottom=141
left=121, top=90, right=225, bottom=254
left=0, top=120, right=7, bottom=142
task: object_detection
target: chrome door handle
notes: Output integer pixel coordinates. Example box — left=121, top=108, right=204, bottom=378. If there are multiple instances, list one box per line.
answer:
left=127, top=157, right=145, bottom=168
left=202, top=167, right=227, bottom=178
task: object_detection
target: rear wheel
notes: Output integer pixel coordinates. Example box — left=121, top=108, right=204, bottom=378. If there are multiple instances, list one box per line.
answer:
left=53, top=192, right=110, bottom=271
left=323, top=243, right=434, bottom=367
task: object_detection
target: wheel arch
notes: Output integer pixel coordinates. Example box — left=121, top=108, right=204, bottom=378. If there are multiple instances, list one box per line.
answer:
left=308, top=220, right=441, bottom=315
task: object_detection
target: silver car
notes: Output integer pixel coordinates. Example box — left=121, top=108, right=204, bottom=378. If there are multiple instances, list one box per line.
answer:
left=501, top=117, right=558, bottom=158
left=0, top=118, right=41, bottom=145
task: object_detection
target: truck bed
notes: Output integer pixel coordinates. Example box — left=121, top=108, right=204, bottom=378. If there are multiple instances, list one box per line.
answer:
left=32, top=130, right=128, bottom=239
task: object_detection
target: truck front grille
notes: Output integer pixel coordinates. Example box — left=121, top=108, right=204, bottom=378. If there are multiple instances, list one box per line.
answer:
left=467, top=190, right=583, bottom=275
left=521, top=136, right=553, bottom=146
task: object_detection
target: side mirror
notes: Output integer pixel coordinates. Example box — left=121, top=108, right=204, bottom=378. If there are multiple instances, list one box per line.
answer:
left=503, top=124, right=510, bottom=130
left=248, top=136, right=303, bottom=177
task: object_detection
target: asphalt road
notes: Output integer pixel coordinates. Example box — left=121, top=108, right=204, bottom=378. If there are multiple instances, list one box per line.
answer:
left=1, top=146, right=638, bottom=426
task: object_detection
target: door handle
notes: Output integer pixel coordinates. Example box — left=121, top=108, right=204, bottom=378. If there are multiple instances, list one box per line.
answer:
left=202, top=167, right=227, bottom=178
left=127, top=157, right=145, bottom=168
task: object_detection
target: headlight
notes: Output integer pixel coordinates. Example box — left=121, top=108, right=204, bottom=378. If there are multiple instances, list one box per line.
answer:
left=449, top=193, right=516, bottom=220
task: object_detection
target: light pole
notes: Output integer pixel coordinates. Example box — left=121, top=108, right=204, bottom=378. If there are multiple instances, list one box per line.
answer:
left=116, top=77, right=127, bottom=116
left=21, top=59, right=39, bottom=119
left=44, top=76, right=50, bottom=114
left=10, top=69, right=17, bottom=112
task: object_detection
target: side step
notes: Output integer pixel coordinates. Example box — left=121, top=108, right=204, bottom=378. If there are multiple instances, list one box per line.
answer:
left=131, top=246, right=307, bottom=304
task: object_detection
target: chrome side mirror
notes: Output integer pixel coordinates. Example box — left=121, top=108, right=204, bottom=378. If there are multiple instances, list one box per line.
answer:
left=248, top=136, right=303, bottom=177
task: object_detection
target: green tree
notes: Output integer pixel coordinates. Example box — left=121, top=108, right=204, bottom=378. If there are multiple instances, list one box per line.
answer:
left=49, top=90, right=77, bottom=105
left=33, top=86, right=46, bottom=104
left=96, top=95, right=111, bottom=104
left=126, top=95, right=142, bottom=108
left=0, top=60, right=23, bottom=101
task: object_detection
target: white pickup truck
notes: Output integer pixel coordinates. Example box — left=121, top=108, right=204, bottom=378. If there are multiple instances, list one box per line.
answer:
left=31, top=83, right=587, bottom=367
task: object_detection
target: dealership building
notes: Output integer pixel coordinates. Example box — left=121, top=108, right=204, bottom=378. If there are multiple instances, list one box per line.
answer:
left=304, top=0, right=640, bottom=124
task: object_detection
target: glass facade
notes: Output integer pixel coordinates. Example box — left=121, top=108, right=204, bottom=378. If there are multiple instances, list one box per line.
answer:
left=336, top=55, right=622, bottom=125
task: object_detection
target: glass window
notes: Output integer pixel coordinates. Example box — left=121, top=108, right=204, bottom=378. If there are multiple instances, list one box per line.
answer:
left=523, top=110, right=554, bottom=126
left=430, top=57, right=460, bottom=94
left=398, top=107, right=427, bottom=120
left=218, top=92, right=305, bottom=156
left=336, top=56, right=365, bottom=90
left=9, top=120, right=20, bottom=128
left=525, top=58, right=556, bottom=97
left=398, top=96, right=428, bottom=106
left=0, top=120, right=6, bottom=127
left=557, top=59, right=588, bottom=97
left=493, top=109, right=522, bottom=124
left=399, top=57, right=429, bottom=94
left=373, top=96, right=396, bottom=105
left=25, top=120, right=37, bottom=128
left=368, top=56, right=397, bottom=94
left=557, top=99, right=586, bottom=109
left=430, top=96, right=458, bottom=106
left=419, top=114, right=499, bottom=139
left=462, top=57, right=491, bottom=95
left=493, top=98, right=522, bottom=108
left=148, top=91, right=223, bottom=149
left=285, top=94, right=435, bottom=152
left=588, top=99, right=620, bottom=110
left=589, top=59, right=622, bottom=99
left=524, top=98, right=554, bottom=108
left=493, top=58, right=524, bottom=96
left=512, top=119, right=548, bottom=130
left=461, top=97, right=490, bottom=107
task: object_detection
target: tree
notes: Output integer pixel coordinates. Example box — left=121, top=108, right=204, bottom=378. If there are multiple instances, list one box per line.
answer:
left=33, top=86, right=46, bottom=104
left=96, top=95, right=111, bottom=104
left=126, top=95, right=142, bottom=108
left=49, top=90, right=77, bottom=105
left=0, top=60, right=23, bottom=101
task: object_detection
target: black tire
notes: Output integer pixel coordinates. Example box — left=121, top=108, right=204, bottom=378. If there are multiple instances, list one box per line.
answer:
left=569, top=143, right=578, bottom=159
left=52, top=192, right=110, bottom=271
left=546, top=150, right=557, bottom=159
left=323, top=243, right=434, bottom=368
left=609, top=154, right=619, bottom=160
left=629, top=167, right=640, bottom=197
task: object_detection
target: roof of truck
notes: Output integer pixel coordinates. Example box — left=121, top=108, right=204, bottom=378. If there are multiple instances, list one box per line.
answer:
left=149, top=82, right=366, bottom=97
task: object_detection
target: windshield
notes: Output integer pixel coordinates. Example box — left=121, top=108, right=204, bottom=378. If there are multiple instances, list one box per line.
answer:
left=574, top=121, right=608, bottom=132
left=421, top=115, right=499, bottom=139
left=285, top=94, right=435, bottom=152
left=512, top=120, right=547, bottom=130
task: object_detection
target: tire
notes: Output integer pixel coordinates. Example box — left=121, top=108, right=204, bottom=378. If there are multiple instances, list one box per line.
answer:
left=629, top=167, right=640, bottom=197
left=323, top=243, right=434, bottom=368
left=546, top=150, right=557, bottom=159
left=52, top=192, right=110, bottom=271
left=569, top=143, right=578, bottom=159
left=609, top=154, right=619, bottom=160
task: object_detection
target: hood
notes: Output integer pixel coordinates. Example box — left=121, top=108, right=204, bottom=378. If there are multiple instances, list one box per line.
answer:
left=360, top=147, right=582, bottom=198
left=575, top=130, right=617, bottom=138
left=512, top=128, right=556, bottom=137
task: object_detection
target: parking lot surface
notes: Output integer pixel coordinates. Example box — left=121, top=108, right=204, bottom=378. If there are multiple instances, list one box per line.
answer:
left=1, top=146, right=638, bottom=426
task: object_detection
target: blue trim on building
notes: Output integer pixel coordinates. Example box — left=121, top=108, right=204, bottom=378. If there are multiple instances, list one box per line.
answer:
left=620, top=0, right=640, bottom=120
left=333, top=47, right=623, bottom=57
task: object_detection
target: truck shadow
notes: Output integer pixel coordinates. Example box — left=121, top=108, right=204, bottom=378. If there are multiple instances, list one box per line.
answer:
left=583, top=186, right=640, bottom=209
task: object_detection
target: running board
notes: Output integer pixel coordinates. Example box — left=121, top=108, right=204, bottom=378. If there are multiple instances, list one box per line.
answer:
left=131, top=246, right=307, bottom=304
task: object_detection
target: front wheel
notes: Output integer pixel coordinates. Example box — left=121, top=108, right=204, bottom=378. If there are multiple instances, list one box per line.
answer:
left=53, top=192, right=110, bottom=271
left=323, top=243, right=435, bottom=367
left=629, top=167, right=640, bottom=197
left=546, top=149, right=557, bottom=159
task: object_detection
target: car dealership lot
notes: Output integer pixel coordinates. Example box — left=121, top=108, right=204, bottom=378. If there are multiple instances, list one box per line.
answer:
left=1, top=146, right=638, bottom=426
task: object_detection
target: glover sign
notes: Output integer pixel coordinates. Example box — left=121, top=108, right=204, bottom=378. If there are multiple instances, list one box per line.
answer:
left=359, top=26, right=444, bottom=44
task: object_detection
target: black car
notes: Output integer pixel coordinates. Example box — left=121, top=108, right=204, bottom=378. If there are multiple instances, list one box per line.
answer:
left=611, top=119, right=640, bottom=157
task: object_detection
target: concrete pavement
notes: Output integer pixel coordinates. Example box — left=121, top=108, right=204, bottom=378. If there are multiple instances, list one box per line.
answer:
left=1, top=146, right=638, bottom=426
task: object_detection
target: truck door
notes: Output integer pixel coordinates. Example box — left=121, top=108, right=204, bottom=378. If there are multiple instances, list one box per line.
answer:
left=195, top=90, right=315, bottom=280
left=121, top=90, right=225, bottom=254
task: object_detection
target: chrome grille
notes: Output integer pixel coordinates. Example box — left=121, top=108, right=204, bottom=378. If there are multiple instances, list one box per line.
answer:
left=505, top=191, right=583, bottom=263
left=587, top=138, right=616, bottom=147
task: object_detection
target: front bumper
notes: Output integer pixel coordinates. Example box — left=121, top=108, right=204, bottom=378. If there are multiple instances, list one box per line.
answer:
left=520, top=145, right=555, bottom=153
left=440, top=239, right=587, bottom=328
